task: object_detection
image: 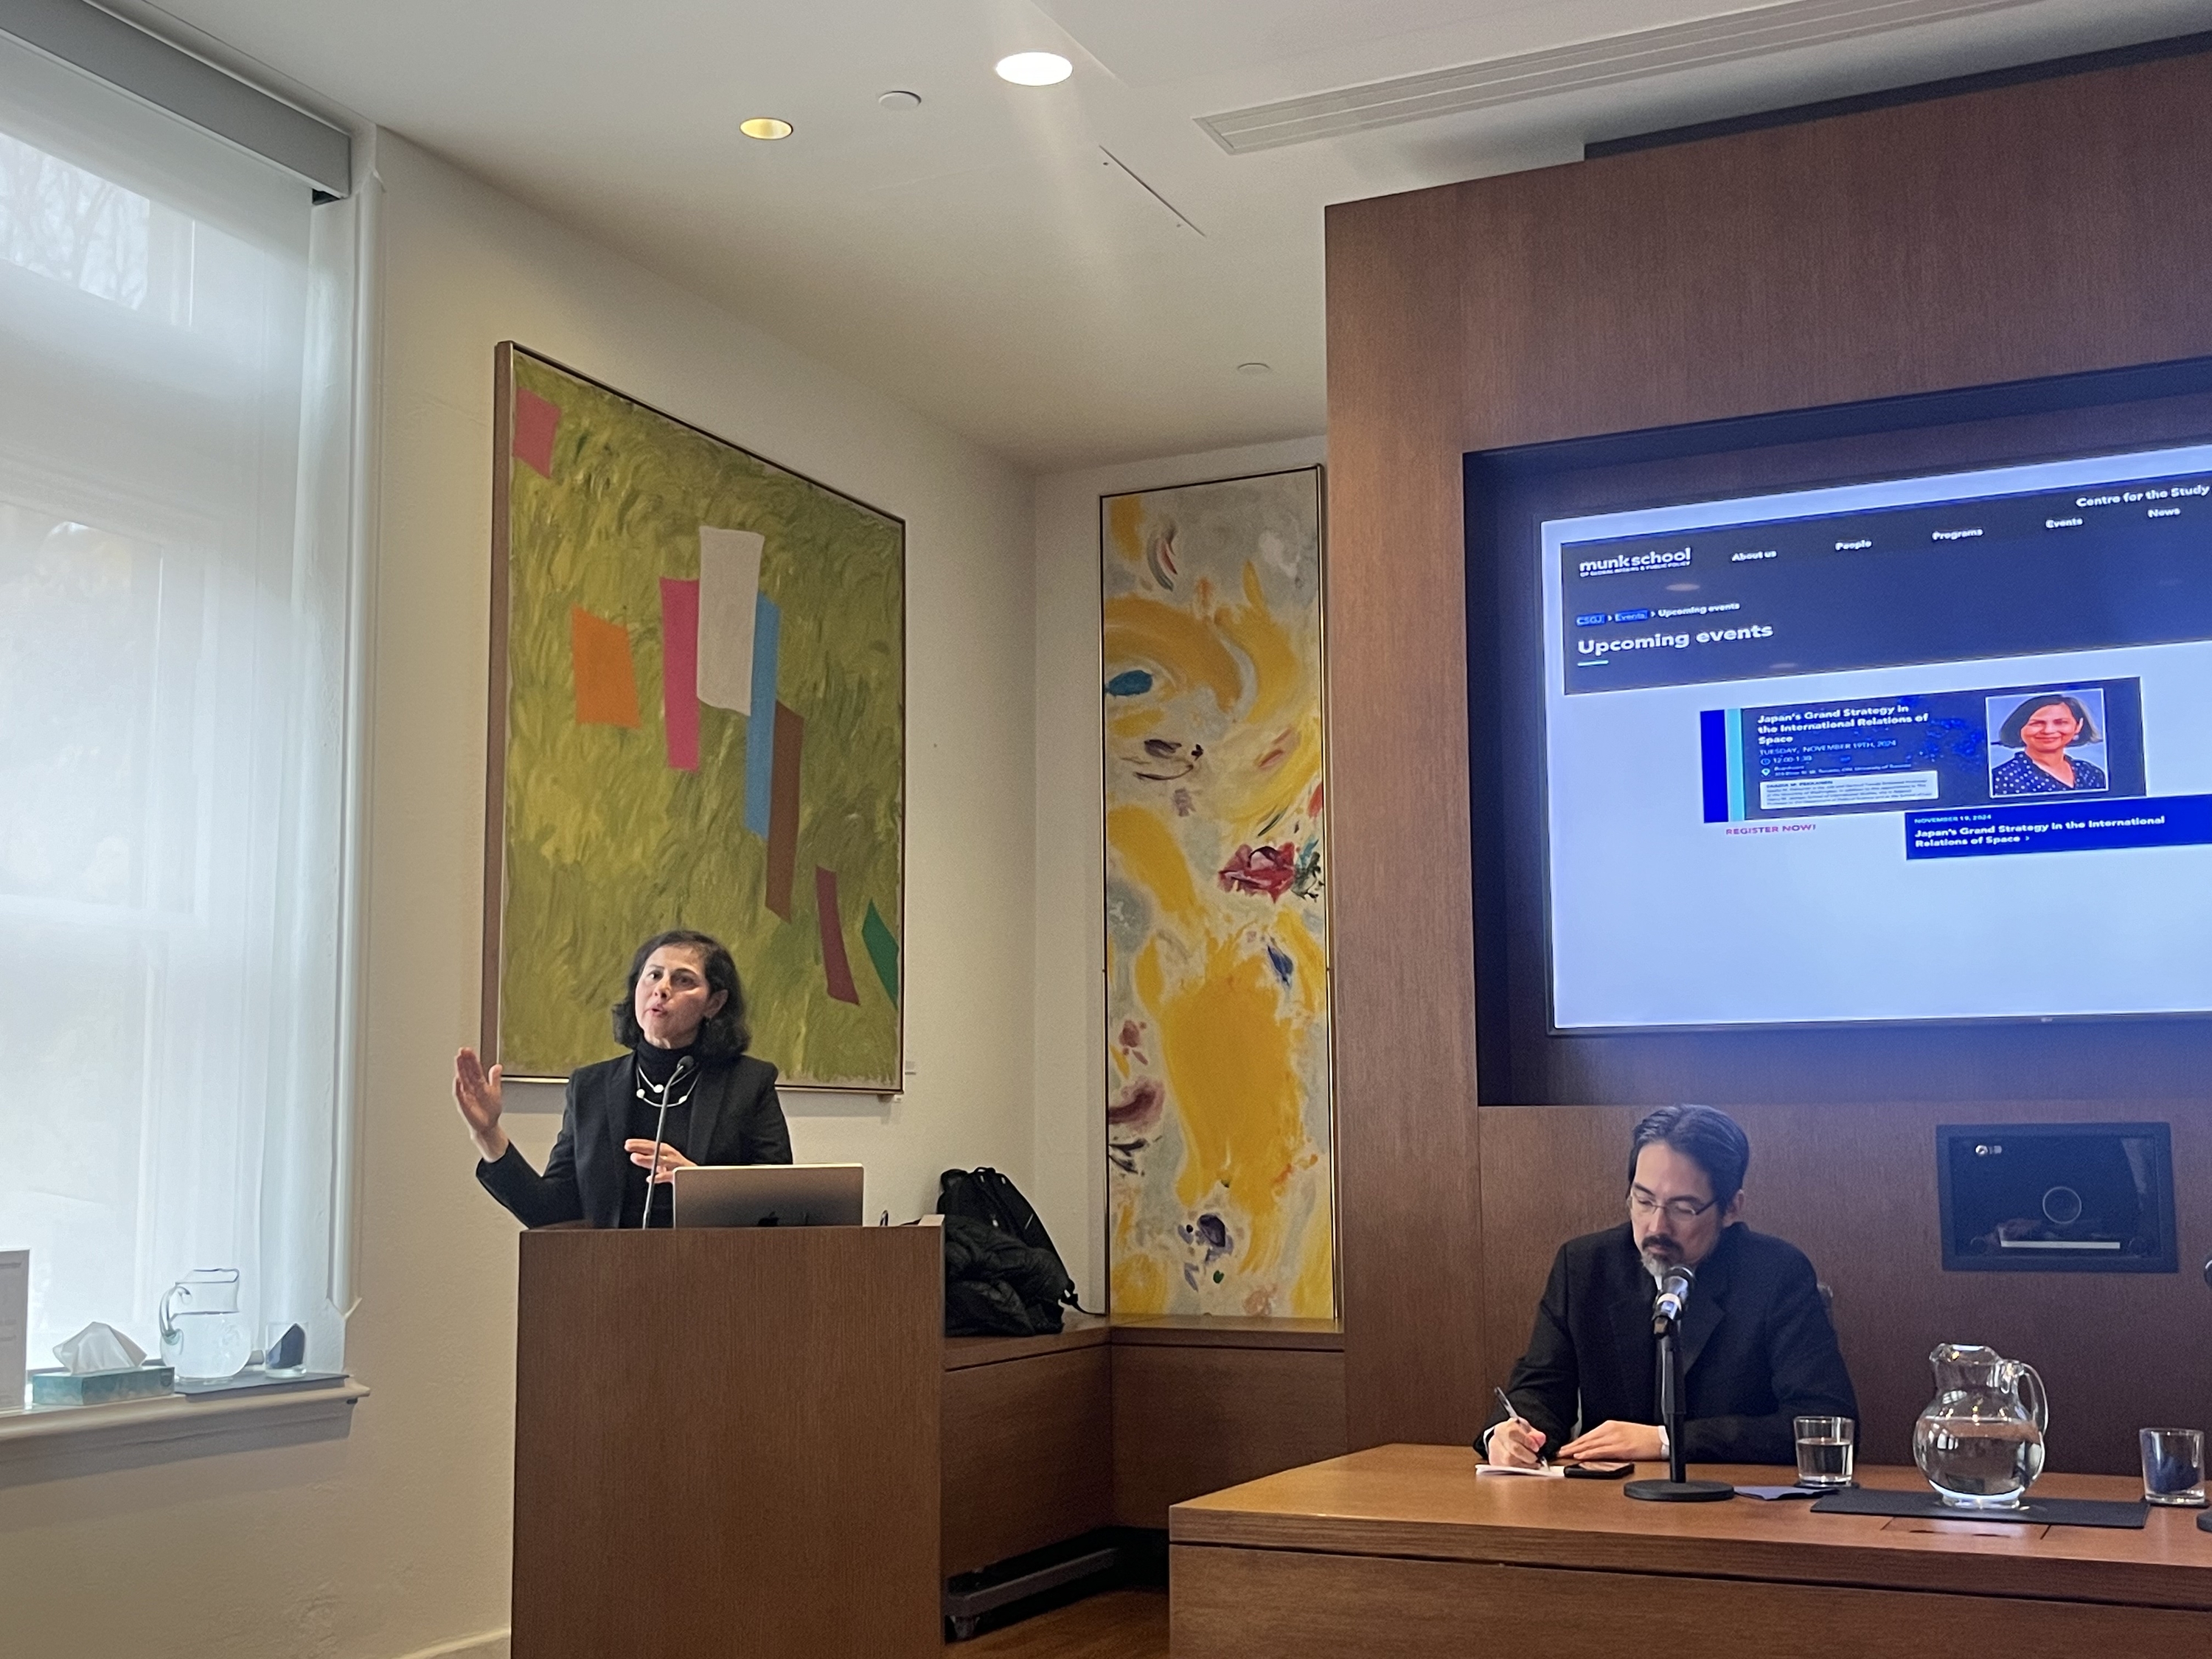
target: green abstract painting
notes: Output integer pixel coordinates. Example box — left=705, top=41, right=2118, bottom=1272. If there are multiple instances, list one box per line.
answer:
left=488, top=346, right=903, bottom=1087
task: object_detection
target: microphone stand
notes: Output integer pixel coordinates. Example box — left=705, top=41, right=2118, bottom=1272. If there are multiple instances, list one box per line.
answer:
left=638, top=1097, right=672, bottom=1229
left=1625, top=1303, right=1735, bottom=1503
left=636, top=1054, right=699, bottom=1229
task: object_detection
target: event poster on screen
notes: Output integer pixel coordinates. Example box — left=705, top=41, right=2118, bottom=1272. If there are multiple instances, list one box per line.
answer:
left=1540, top=442, right=2212, bottom=1029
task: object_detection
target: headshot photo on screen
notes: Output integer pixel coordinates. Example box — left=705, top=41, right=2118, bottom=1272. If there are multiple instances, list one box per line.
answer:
left=1986, top=689, right=2109, bottom=798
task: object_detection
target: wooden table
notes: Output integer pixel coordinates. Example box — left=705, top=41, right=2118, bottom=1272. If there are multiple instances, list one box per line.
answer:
left=1170, top=1444, right=2212, bottom=1658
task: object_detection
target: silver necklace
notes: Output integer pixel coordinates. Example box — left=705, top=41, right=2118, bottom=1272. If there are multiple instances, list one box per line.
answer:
left=633, top=1053, right=699, bottom=1112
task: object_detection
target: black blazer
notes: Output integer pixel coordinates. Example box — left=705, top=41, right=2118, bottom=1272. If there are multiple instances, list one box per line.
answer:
left=476, top=1051, right=793, bottom=1228
left=1489, top=1222, right=1857, bottom=1465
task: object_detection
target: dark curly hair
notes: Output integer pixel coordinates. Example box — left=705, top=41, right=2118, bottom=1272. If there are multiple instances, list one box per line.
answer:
left=610, top=929, right=751, bottom=1057
left=1996, top=692, right=2099, bottom=749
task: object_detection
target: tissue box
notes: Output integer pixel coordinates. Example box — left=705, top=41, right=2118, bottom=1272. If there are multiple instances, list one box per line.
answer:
left=30, top=1363, right=175, bottom=1407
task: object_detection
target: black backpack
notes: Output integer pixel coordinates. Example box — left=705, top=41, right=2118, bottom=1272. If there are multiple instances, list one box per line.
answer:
left=937, top=1167, right=1079, bottom=1337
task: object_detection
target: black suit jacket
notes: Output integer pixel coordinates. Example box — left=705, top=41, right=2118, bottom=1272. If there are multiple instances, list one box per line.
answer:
left=1487, top=1222, right=1857, bottom=1465
left=476, top=1051, right=793, bottom=1228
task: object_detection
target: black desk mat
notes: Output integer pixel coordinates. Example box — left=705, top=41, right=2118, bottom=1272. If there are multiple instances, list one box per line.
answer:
left=1809, top=1486, right=2146, bottom=1529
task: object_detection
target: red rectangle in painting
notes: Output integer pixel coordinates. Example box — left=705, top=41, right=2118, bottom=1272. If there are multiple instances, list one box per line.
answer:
left=815, top=867, right=860, bottom=1004
left=659, top=577, right=700, bottom=771
left=513, top=386, right=560, bottom=478
left=765, top=700, right=804, bottom=919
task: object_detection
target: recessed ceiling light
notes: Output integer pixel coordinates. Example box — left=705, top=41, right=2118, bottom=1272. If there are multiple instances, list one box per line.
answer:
left=1237, top=361, right=1273, bottom=376
left=995, top=52, right=1072, bottom=86
left=878, top=90, right=922, bottom=111
left=740, top=117, right=793, bottom=141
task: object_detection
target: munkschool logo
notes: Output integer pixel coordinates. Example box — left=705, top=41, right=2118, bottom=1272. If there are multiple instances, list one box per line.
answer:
left=1577, top=546, right=1691, bottom=577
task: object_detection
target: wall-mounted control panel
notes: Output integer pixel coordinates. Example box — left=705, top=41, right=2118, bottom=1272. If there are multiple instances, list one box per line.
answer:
left=1937, top=1122, right=2177, bottom=1273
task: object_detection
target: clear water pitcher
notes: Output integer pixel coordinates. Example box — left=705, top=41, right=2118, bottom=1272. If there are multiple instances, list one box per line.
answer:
left=159, top=1266, right=251, bottom=1382
left=1913, top=1342, right=2048, bottom=1508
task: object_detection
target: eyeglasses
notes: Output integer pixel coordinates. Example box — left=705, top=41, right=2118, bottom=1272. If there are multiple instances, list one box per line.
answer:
left=1628, top=1188, right=1719, bottom=1223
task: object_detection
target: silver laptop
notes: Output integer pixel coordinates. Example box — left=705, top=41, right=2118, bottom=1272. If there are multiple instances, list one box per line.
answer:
left=669, top=1162, right=864, bottom=1228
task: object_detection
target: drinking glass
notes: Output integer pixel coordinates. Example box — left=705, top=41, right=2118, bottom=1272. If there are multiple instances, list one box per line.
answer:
left=261, top=1321, right=307, bottom=1375
left=2140, top=1428, right=2207, bottom=1507
left=1795, top=1415, right=1855, bottom=1488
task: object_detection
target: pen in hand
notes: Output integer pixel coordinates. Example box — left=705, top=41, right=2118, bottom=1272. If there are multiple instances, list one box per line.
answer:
left=1492, top=1387, right=1547, bottom=1465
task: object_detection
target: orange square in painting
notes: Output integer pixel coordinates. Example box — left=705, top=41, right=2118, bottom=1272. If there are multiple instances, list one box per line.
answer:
left=570, top=606, right=641, bottom=728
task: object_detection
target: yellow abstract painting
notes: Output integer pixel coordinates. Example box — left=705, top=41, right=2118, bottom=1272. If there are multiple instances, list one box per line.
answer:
left=1102, top=467, right=1335, bottom=1318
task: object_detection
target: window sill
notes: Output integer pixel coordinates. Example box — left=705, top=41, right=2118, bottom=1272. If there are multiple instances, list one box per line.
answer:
left=0, top=1379, right=366, bottom=1486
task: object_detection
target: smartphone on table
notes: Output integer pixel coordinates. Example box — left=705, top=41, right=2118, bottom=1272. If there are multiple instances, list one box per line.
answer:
left=1562, top=1461, right=1634, bottom=1479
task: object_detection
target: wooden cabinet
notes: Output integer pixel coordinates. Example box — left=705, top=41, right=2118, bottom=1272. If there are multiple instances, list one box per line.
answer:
left=942, top=1320, right=1113, bottom=1576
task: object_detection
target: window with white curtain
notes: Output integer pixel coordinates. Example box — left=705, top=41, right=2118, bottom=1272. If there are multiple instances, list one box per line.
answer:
left=0, top=32, right=360, bottom=1381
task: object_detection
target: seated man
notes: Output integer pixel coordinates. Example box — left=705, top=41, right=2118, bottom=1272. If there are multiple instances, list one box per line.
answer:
left=1481, top=1105, right=1856, bottom=1467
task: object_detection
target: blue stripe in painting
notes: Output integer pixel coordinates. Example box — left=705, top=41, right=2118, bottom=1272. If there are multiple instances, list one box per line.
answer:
left=1724, top=711, right=1746, bottom=822
left=743, top=595, right=780, bottom=837
left=1699, top=710, right=1729, bottom=824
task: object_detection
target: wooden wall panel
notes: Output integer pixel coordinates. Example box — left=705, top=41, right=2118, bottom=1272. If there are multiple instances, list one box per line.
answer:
left=1451, top=58, right=2212, bottom=453
left=941, top=1346, right=1112, bottom=1577
left=1479, top=1102, right=2212, bottom=1475
left=1324, top=170, right=1479, bottom=1455
left=1110, top=1345, right=1346, bottom=1527
left=1325, top=47, right=2212, bottom=1448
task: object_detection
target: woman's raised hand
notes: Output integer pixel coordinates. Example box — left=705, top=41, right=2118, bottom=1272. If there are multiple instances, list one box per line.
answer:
left=453, top=1047, right=510, bottom=1163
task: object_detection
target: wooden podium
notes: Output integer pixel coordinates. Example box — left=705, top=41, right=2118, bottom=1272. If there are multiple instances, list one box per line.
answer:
left=510, top=1225, right=943, bottom=1658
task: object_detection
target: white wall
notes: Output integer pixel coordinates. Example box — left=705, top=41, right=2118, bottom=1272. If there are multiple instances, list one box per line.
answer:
left=0, top=128, right=1037, bottom=1659
left=1029, top=436, right=1327, bottom=1309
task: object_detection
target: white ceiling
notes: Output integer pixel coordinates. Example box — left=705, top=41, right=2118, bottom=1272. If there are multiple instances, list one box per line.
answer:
left=119, top=0, right=2212, bottom=471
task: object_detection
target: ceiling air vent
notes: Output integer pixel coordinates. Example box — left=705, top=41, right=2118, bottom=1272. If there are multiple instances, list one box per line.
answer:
left=1197, top=0, right=2045, bottom=153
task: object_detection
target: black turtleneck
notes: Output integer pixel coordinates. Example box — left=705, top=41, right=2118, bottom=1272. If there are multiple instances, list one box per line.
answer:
left=622, top=1041, right=700, bottom=1228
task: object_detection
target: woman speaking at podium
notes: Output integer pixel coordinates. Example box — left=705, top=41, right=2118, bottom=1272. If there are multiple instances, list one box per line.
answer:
left=455, top=929, right=793, bottom=1227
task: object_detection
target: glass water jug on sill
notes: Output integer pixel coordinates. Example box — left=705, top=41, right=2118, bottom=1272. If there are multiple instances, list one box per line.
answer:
left=159, top=1266, right=251, bottom=1382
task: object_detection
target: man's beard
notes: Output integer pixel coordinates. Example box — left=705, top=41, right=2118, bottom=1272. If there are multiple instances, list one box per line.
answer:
left=1640, top=1239, right=1683, bottom=1270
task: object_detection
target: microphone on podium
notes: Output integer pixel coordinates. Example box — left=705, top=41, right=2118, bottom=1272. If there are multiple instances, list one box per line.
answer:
left=1653, top=1265, right=1694, bottom=1330
left=637, top=1055, right=697, bottom=1229
left=639, top=1097, right=674, bottom=1229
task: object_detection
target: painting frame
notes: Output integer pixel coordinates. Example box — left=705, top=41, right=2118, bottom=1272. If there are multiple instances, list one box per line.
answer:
left=1099, top=462, right=1340, bottom=1319
left=482, top=341, right=907, bottom=1090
